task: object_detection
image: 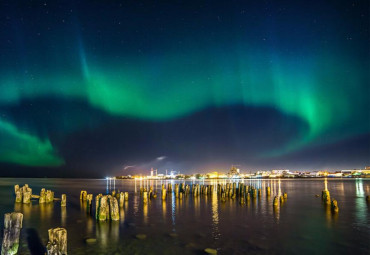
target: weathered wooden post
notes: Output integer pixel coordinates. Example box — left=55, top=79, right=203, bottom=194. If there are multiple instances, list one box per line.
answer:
left=1, top=212, right=23, bottom=255
left=109, top=197, right=120, bottom=221
left=273, top=196, right=279, bottom=207
left=80, top=191, right=87, bottom=201
left=22, top=190, right=31, bottom=204
left=119, top=192, right=124, bottom=207
left=14, top=185, right=19, bottom=195
left=112, top=190, right=116, bottom=197
left=61, top=194, right=67, bottom=207
left=86, top=194, right=93, bottom=213
left=331, top=199, right=339, bottom=213
left=95, top=194, right=102, bottom=220
left=15, top=190, right=22, bottom=203
left=46, top=190, right=54, bottom=203
left=39, top=189, right=46, bottom=204
left=46, top=228, right=67, bottom=255
left=96, top=196, right=108, bottom=221
left=124, top=192, right=129, bottom=201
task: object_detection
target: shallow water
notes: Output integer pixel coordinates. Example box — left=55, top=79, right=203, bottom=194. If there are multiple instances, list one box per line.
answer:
left=0, top=178, right=369, bottom=254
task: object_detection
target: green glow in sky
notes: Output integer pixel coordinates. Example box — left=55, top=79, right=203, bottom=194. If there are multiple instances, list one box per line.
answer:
left=0, top=119, right=64, bottom=166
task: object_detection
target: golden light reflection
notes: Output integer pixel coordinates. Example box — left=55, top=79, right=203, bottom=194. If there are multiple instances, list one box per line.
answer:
left=211, top=192, right=220, bottom=240
left=143, top=203, right=148, bottom=225
left=61, top=206, right=67, bottom=227
left=162, top=200, right=167, bottom=221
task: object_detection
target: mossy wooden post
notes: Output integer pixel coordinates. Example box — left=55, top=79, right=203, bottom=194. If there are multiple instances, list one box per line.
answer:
left=331, top=199, right=339, bottom=213
left=273, top=196, right=279, bottom=207
left=46, top=228, right=67, bottom=255
left=97, top=195, right=108, bottom=221
left=95, top=194, right=102, bottom=220
left=143, top=192, right=148, bottom=204
left=61, top=194, right=67, bottom=207
left=109, top=197, right=120, bottom=221
left=1, top=212, right=23, bottom=255
left=266, top=186, right=271, bottom=196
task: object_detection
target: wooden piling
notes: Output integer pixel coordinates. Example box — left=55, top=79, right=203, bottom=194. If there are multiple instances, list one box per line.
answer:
left=162, top=189, right=167, bottom=200
left=331, top=199, right=339, bottom=213
left=46, top=228, right=67, bottom=255
left=1, top=212, right=23, bottom=255
left=109, top=197, right=120, bottom=221
left=119, top=192, right=124, bottom=207
left=61, top=194, right=67, bottom=207
left=80, top=190, right=87, bottom=201
left=15, top=190, right=22, bottom=203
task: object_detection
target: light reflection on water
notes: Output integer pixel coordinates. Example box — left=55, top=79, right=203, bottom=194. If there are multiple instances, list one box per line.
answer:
left=0, top=178, right=369, bottom=254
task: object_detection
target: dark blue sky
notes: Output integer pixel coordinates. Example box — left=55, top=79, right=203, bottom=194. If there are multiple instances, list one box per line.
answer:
left=0, top=1, right=369, bottom=177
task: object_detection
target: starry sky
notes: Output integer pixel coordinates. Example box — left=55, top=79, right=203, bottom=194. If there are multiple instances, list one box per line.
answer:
left=0, top=1, right=369, bottom=177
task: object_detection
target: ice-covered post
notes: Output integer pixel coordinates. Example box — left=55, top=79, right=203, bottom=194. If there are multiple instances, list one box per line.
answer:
left=1, top=212, right=23, bottom=255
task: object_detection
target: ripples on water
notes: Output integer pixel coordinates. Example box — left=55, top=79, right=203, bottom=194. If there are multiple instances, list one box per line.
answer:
left=0, top=178, right=369, bottom=254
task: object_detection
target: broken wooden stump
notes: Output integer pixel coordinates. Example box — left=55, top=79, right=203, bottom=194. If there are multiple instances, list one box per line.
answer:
left=1, top=212, right=23, bottom=255
left=46, top=228, right=67, bottom=255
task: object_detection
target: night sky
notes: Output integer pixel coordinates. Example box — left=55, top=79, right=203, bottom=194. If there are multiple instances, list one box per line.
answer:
left=0, top=1, right=369, bottom=177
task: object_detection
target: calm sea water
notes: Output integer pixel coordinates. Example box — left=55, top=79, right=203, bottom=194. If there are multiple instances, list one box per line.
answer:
left=0, top=178, right=369, bottom=255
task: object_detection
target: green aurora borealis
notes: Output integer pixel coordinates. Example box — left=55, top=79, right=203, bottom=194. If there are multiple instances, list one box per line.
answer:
left=0, top=1, right=368, bottom=172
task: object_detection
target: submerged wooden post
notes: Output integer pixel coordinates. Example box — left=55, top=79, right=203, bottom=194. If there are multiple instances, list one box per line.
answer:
left=331, top=199, right=339, bottom=213
left=61, top=194, right=67, bottom=207
left=46, top=228, right=67, bottom=255
left=1, top=212, right=23, bottom=255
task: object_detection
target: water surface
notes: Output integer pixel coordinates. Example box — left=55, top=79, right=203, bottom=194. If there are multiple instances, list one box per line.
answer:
left=0, top=178, right=369, bottom=254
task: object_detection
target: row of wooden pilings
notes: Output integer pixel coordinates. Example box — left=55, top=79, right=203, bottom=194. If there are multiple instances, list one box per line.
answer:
left=14, top=184, right=66, bottom=206
left=80, top=190, right=129, bottom=221
left=137, top=182, right=288, bottom=208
